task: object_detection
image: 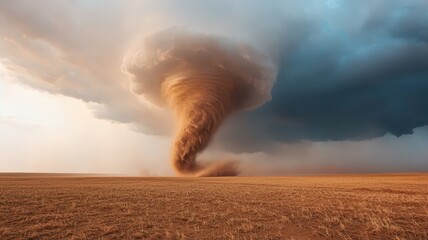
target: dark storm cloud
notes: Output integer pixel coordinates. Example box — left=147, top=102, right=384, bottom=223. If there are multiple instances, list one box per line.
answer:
left=215, top=0, right=428, bottom=151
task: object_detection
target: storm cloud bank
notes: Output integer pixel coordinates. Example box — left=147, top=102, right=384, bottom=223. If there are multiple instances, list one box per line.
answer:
left=1, top=0, right=428, bottom=162
left=212, top=0, right=428, bottom=151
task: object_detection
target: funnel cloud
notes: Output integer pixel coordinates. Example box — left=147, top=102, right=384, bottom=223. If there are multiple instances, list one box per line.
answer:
left=123, top=29, right=275, bottom=175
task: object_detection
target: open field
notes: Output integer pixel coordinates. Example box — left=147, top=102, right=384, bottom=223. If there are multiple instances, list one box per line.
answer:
left=0, top=173, right=427, bottom=239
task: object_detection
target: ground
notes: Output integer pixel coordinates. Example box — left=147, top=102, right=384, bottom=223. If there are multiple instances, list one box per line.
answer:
left=0, top=173, right=427, bottom=239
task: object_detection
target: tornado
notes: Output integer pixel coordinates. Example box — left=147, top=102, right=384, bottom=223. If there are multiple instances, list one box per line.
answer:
left=122, top=28, right=275, bottom=176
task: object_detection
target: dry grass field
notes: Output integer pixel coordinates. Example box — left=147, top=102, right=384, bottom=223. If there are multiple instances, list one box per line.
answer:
left=0, top=173, right=427, bottom=239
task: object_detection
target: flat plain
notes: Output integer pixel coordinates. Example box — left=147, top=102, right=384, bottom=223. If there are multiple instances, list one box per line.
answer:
left=0, top=173, right=427, bottom=239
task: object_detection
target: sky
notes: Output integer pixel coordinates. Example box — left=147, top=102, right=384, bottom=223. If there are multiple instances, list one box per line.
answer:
left=0, top=0, right=427, bottom=175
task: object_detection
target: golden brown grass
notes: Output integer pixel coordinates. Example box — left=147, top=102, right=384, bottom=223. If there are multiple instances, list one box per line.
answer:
left=0, top=173, right=427, bottom=239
